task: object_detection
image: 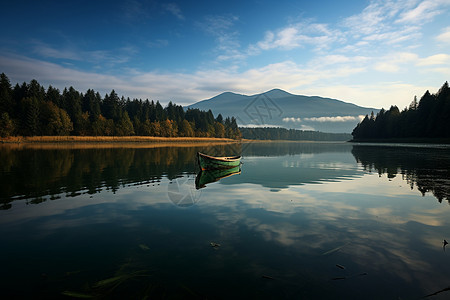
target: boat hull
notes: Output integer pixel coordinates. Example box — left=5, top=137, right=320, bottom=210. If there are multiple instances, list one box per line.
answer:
left=195, top=166, right=241, bottom=189
left=197, top=152, right=241, bottom=170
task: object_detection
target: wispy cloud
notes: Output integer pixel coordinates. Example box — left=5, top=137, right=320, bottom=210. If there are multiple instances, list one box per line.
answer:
left=374, top=52, right=418, bottom=72
left=197, top=14, right=243, bottom=62
left=163, top=3, right=184, bottom=20
left=121, top=0, right=150, bottom=23
left=33, top=42, right=81, bottom=61
left=436, top=26, right=450, bottom=43
left=147, top=39, right=169, bottom=48
left=396, top=0, right=448, bottom=24
left=2, top=51, right=423, bottom=108
left=255, top=21, right=341, bottom=52
left=416, top=53, right=450, bottom=66
left=31, top=41, right=136, bottom=67
left=339, top=0, right=450, bottom=52
left=2, top=0, right=448, bottom=111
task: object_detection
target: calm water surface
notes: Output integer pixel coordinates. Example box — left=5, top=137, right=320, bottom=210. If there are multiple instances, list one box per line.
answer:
left=1, top=142, right=450, bottom=299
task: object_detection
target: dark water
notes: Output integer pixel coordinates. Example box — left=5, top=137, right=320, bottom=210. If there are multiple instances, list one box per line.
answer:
left=1, top=142, right=450, bottom=299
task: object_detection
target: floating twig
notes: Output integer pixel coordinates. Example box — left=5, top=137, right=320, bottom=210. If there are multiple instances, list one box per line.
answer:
left=423, top=286, right=450, bottom=298
left=322, top=242, right=349, bottom=256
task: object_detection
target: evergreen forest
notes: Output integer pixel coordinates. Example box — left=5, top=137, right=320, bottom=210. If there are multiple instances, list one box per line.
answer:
left=352, top=82, right=450, bottom=141
left=0, top=73, right=241, bottom=139
left=240, top=127, right=351, bottom=141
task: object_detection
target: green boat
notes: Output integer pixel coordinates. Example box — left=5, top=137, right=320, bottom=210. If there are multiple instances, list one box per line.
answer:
left=197, top=152, right=241, bottom=171
left=195, top=166, right=241, bottom=189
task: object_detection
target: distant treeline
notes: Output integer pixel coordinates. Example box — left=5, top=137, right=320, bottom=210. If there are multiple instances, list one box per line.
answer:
left=352, top=81, right=450, bottom=141
left=240, top=127, right=352, bottom=141
left=0, top=73, right=241, bottom=139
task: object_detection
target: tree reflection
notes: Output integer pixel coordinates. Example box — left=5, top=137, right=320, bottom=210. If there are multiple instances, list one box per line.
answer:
left=0, top=144, right=241, bottom=209
left=352, top=145, right=450, bottom=203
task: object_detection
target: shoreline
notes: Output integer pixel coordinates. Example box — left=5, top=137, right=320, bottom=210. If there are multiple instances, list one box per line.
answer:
left=0, top=136, right=243, bottom=149
left=350, top=138, right=450, bottom=144
left=0, top=136, right=240, bottom=144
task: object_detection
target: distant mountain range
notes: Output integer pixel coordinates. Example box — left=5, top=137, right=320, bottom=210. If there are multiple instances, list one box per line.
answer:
left=187, top=89, right=378, bottom=133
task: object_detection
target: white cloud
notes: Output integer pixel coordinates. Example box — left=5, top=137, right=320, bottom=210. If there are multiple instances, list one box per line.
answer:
left=163, top=3, right=184, bottom=20
left=374, top=52, right=419, bottom=72
left=33, top=43, right=81, bottom=61
left=396, top=0, right=448, bottom=24
left=436, top=26, right=450, bottom=43
left=417, top=53, right=450, bottom=66
left=304, top=116, right=366, bottom=122
left=299, top=82, right=435, bottom=109
left=342, top=1, right=392, bottom=36
left=282, top=117, right=302, bottom=123
left=31, top=41, right=136, bottom=66
left=340, top=0, right=450, bottom=52
left=283, top=116, right=365, bottom=123
left=255, top=21, right=341, bottom=51
left=0, top=52, right=415, bottom=109
left=362, top=26, right=421, bottom=45
left=238, top=123, right=282, bottom=128
left=147, top=39, right=169, bottom=48
left=197, top=14, right=242, bottom=63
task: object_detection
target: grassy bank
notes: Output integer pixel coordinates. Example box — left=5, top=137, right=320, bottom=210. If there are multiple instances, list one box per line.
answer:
left=0, top=136, right=239, bottom=144
left=0, top=136, right=241, bottom=149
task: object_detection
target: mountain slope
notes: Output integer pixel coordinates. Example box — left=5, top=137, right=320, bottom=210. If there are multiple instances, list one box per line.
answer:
left=187, top=89, right=377, bottom=133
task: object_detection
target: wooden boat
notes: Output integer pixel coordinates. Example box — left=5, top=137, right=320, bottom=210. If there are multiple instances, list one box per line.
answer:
left=195, top=166, right=241, bottom=189
left=197, top=152, right=241, bottom=171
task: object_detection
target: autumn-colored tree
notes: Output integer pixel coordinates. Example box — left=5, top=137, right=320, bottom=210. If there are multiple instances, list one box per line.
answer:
left=179, top=119, right=194, bottom=137
left=214, top=122, right=225, bottom=138
left=41, top=102, right=73, bottom=135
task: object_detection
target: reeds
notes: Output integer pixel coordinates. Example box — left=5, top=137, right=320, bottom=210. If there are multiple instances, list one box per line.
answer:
left=0, top=136, right=241, bottom=149
left=1, top=135, right=237, bottom=143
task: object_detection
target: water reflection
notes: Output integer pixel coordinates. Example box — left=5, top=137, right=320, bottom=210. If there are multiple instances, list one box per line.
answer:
left=352, top=144, right=450, bottom=203
left=2, top=142, right=450, bottom=299
left=2, top=142, right=450, bottom=208
left=195, top=166, right=241, bottom=189
left=0, top=143, right=238, bottom=209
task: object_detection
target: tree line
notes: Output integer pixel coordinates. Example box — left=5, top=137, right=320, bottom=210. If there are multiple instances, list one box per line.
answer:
left=240, top=127, right=352, bottom=141
left=0, top=73, right=241, bottom=139
left=352, top=81, right=450, bottom=141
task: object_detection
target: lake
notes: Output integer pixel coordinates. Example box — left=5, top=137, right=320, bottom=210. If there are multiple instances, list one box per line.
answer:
left=1, top=141, right=450, bottom=299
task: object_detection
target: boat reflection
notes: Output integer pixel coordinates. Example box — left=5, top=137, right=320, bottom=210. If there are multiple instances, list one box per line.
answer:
left=195, top=166, right=242, bottom=189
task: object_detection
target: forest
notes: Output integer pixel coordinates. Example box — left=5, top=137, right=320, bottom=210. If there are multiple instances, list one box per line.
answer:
left=352, top=81, right=450, bottom=141
left=240, top=127, right=351, bottom=141
left=0, top=73, right=241, bottom=139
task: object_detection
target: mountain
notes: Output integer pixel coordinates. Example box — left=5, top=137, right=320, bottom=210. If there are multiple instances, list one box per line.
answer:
left=187, top=89, right=378, bottom=133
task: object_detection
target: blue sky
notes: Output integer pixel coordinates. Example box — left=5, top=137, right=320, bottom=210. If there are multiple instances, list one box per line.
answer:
left=0, top=0, right=449, bottom=109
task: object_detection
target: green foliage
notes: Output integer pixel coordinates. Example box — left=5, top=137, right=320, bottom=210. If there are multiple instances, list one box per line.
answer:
left=0, top=73, right=13, bottom=115
left=0, top=112, right=15, bottom=137
left=41, top=101, right=73, bottom=135
left=0, top=73, right=242, bottom=138
left=115, top=112, right=135, bottom=136
left=179, top=119, right=195, bottom=137
left=352, top=81, right=450, bottom=140
left=21, top=97, right=41, bottom=136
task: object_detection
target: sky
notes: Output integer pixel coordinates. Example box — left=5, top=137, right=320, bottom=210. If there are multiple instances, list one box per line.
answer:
left=0, top=0, right=449, bottom=109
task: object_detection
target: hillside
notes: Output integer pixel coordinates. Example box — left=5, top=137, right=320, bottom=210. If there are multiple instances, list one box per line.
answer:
left=187, top=89, right=377, bottom=133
